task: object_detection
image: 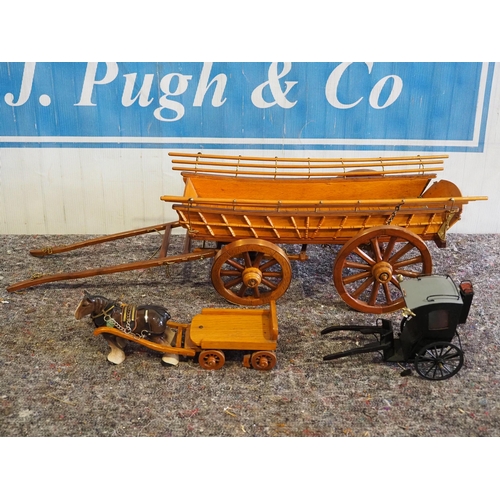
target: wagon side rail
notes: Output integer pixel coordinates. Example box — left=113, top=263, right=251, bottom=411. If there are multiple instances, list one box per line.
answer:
left=161, top=195, right=488, bottom=248
left=169, top=152, right=448, bottom=178
left=161, top=195, right=487, bottom=209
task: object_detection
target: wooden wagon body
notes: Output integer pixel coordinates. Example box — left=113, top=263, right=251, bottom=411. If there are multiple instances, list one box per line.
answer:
left=164, top=155, right=464, bottom=247
left=159, top=152, right=486, bottom=312
left=7, top=152, right=487, bottom=315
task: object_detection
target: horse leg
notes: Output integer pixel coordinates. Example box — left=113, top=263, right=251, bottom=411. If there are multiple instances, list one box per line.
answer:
left=154, top=327, right=179, bottom=366
left=103, top=333, right=126, bottom=365
left=116, top=337, right=127, bottom=349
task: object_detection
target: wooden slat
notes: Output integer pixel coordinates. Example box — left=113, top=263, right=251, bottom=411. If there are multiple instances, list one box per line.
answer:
left=169, top=151, right=449, bottom=163
left=168, top=152, right=448, bottom=177
left=170, top=166, right=444, bottom=177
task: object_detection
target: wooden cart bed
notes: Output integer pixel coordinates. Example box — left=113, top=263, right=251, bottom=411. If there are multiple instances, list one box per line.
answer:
left=186, top=301, right=278, bottom=351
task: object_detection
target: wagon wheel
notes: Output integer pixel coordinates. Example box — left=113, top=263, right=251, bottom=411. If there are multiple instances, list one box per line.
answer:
left=211, top=239, right=292, bottom=306
left=199, top=350, right=225, bottom=370
left=414, top=342, right=464, bottom=380
left=250, top=351, right=277, bottom=371
left=333, top=226, right=432, bottom=313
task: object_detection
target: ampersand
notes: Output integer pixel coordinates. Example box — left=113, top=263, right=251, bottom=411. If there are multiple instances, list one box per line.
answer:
left=251, top=62, right=298, bottom=109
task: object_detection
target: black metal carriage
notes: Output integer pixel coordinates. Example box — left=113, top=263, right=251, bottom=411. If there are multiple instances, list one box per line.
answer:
left=322, top=275, right=474, bottom=380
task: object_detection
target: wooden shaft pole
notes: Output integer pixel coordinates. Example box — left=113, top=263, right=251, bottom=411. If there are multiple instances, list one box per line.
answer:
left=29, top=222, right=179, bottom=258
left=7, top=249, right=217, bottom=292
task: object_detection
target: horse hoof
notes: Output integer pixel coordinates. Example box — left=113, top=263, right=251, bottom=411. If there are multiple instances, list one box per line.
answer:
left=107, top=351, right=126, bottom=365
left=161, top=354, right=179, bottom=366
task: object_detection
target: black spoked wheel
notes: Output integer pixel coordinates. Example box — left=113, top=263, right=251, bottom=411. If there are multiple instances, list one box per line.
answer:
left=414, top=342, right=464, bottom=380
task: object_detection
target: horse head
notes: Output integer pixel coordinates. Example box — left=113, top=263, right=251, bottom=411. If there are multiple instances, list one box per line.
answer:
left=74, top=291, right=111, bottom=320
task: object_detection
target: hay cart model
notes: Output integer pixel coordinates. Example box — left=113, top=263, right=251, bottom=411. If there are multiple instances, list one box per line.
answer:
left=322, top=276, right=474, bottom=380
left=94, top=300, right=279, bottom=371
left=7, top=153, right=487, bottom=314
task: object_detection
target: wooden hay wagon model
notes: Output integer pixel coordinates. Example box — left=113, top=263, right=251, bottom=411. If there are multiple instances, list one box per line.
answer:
left=7, top=152, right=487, bottom=314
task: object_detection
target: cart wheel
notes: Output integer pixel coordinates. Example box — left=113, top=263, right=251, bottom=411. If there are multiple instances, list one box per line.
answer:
left=414, top=342, right=464, bottom=380
left=199, top=350, right=225, bottom=370
left=211, top=239, right=292, bottom=306
left=250, top=351, right=277, bottom=371
left=333, top=226, right=432, bottom=313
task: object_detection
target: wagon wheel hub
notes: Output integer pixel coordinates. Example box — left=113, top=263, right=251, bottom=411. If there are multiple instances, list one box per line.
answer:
left=242, top=267, right=263, bottom=288
left=206, top=355, right=217, bottom=366
left=372, top=261, right=393, bottom=284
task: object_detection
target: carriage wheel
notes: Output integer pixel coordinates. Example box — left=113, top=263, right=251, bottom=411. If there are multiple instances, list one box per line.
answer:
left=414, top=342, right=464, bottom=380
left=198, top=350, right=225, bottom=370
left=211, top=239, right=292, bottom=306
left=250, top=351, right=277, bottom=371
left=333, top=226, right=432, bottom=313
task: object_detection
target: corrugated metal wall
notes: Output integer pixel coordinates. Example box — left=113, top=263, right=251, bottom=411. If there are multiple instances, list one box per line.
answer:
left=0, top=62, right=498, bottom=234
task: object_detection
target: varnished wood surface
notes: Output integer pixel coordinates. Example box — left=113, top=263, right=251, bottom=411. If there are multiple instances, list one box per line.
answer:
left=189, top=304, right=278, bottom=351
left=93, top=327, right=197, bottom=356
left=6, top=249, right=217, bottom=292
left=169, top=152, right=448, bottom=175
left=29, top=222, right=179, bottom=257
left=177, top=173, right=436, bottom=201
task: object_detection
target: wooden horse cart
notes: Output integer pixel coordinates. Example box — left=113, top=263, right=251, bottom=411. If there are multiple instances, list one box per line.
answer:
left=93, top=300, right=279, bottom=370
left=7, top=152, right=487, bottom=314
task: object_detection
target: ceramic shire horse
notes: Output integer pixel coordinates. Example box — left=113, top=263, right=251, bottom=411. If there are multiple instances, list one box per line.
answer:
left=74, top=291, right=178, bottom=366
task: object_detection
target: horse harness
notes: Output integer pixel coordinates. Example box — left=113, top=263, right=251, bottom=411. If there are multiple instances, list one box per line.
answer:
left=92, top=302, right=164, bottom=339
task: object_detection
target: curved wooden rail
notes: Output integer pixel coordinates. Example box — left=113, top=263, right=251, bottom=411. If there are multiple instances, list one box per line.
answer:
left=93, top=327, right=197, bottom=357
left=169, top=152, right=449, bottom=177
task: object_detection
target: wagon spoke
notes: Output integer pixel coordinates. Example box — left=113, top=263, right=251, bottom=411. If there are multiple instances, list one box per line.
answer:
left=368, top=281, right=380, bottom=305
left=440, top=363, right=454, bottom=375
left=382, top=282, right=394, bottom=305
left=443, top=351, right=462, bottom=361
left=353, top=247, right=376, bottom=266
left=244, top=252, right=253, bottom=268
left=259, top=258, right=278, bottom=272
left=343, top=271, right=371, bottom=285
left=382, top=236, right=398, bottom=260
left=396, top=269, right=423, bottom=278
left=344, top=260, right=371, bottom=271
left=351, top=277, right=375, bottom=298
left=252, top=252, right=264, bottom=267
left=262, top=271, right=283, bottom=278
left=261, top=278, right=278, bottom=290
left=237, top=284, right=249, bottom=297
left=224, top=276, right=243, bottom=289
left=226, top=258, right=245, bottom=271
left=370, top=237, right=383, bottom=262
left=220, top=269, right=243, bottom=277
left=389, top=276, right=401, bottom=287
left=393, top=256, right=424, bottom=268
left=387, top=242, right=414, bottom=264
